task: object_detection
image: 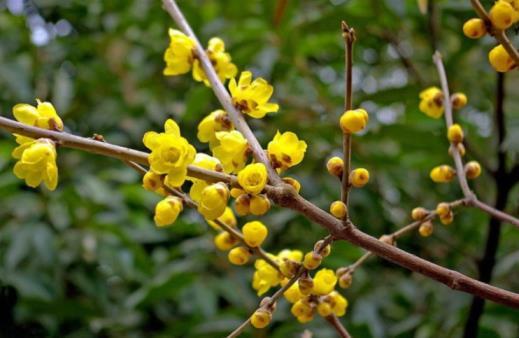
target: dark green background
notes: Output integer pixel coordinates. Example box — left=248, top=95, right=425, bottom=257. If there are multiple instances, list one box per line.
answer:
left=0, top=0, right=518, bottom=337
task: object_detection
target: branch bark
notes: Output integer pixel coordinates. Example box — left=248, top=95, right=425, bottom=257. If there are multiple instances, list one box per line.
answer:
left=162, top=0, right=282, bottom=184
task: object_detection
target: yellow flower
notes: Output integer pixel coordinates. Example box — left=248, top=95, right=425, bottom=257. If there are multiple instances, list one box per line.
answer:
left=163, top=29, right=195, bottom=76
left=312, top=268, right=337, bottom=296
left=229, top=71, right=279, bottom=119
left=242, top=221, right=268, bottom=247
left=237, top=163, right=268, bottom=195
left=212, top=130, right=249, bottom=173
left=143, top=119, right=196, bottom=188
left=13, top=99, right=64, bottom=131
left=329, top=291, right=348, bottom=317
left=267, top=131, right=307, bottom=171
left=419, top=87, right=444, bottom=119
left=208, top=206, right=237, bottom=231
left=197, top=110, right=233, bottom=147
left=188, top=153, right=222, bottom=202
left=197, top=182, right=229, bottom=220
left=192, top=38, right=238, bottom=86
left=253, top=256, right=282, bottom=295
left=283, top=282, right=305, bottom=303
left=12, top=138, right=58, bottom=190
left=154, top=196, right=183, bottom=227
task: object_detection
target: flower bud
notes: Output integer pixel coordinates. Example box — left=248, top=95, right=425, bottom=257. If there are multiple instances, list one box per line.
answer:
left=326, top=156, right=344, bottom=177
left=436, top=202, right=450, bottom=217
left=235, top=193, right=251, bottom=216
left=154, top=196, right=183, bottom=227
left=250, top=308, right=272, bottom=329
left=418, top=221, right=434, bottom=237
left=303, top=251, right=322, bottom=270
left=214, top=231, right=238, bottom=251
left=282, top=177, right=301, bottom=193
left=242, top=221, right=268, bottom=247
left=430, top=165, right=456, bottom=183
left=349, top=168, right=370, bottom=188
left=465, top=161, right=481, bottom=179
left=330, top=200, right=348, bottom=219
left=228, top=246, right=251, bottom=265
left=411, top=207, right=429, bottom=221
left=314, top=240, right=331, bottom=257
left=447, top=124, right=464, bottom=143
left=462, top=18, right=487, bottom=39
left=249, top=194, right=271, bottom=215
left=451, top=93, right=468, bottom=109
left=339, top=109, right=369, bottom=133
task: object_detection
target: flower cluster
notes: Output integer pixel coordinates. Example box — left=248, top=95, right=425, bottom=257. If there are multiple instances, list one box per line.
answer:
left=462, top=1, right=518, bottom=72
left=10, top=100, right=62, bottom=190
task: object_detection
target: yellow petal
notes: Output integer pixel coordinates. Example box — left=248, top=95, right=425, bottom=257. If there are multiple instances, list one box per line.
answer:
left=13, top=104, right=39, bottom=125
left=164, top=119, right=181, bottom=136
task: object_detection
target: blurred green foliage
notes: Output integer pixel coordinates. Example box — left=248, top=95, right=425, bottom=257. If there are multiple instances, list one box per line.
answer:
left=0, top=0, right=518, bottom=337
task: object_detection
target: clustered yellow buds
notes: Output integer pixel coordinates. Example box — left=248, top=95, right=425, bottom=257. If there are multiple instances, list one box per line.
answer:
left=10, top=100, right=63, bottom=190
left=164, top=29, right=237, bottom=85
left=242, top=221, right=268, bottom=247
left=349, top=168, right=370, bottom=188
left=198, top=182, right=230, bottom=220
left=488, top=44, right=516, bottom=73
left=228, top=246, right=251, bottom=265
left=229, top=71, right=279, bottom=119
left=339, top=108, right=369, bottom=133
left=326, top=156, right=344, bottom=177
left=143, top=119, right=196, bottom=188
left=430, top=165, right=456, bottom=183
left=451, top=93, right=468, bottom=109
left=465, top=161, right=482, bottom=179
left=237, top=163, right=268, bottom=194
left=419, top=87, right=444, bottom=119
left=267, top=131, right=307, bottom=171
left=154, top=196, right=183, bottom=227
left=462, top=18, right=487, bottom=39
left=447, top=124, right=464, bottom=144
left=419, top=220, right=434, bottom=237
left=330, top=200, right=347, bottom=219
left=436, top=202, right=454, bottom=225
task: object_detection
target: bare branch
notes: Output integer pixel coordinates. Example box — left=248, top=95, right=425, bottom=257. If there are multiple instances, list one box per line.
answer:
left=325, top=314, right=351, bottom=338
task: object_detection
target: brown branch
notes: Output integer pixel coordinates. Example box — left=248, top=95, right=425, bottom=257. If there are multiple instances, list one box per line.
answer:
left=2, top=117, right=519, bottom=307
left=325, top=314, right=351, bottom=338
left=340, top=21, right=355, bottom=212
left=470, top=0, right=519, bottom=67
left=161, top=0, right=282, bottom=185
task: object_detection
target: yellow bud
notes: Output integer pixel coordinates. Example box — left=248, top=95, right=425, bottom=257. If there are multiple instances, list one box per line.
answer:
left=228, top=246, right=251, bottom=265
left=489, top=45, right=515, bottom=73
left=338, top=271, right=353, bottom=289
left=418, top=221, right=434, bottom=237
left=235, top=194, right=251, bottom=216
left=326, top=156, right=344, bottom=177
left=230, top=187, right=245, bottom=198
left=465, top=161, right=482, bottom=179
left=462, top=18, right=487, bottom=39
left=329, top=291, right=348, bottom=317
left=330, top=200, right=347, bottom=219
left=303, top=251, right=322, bottom=270
left=142, top=171, right=165, bottom=194
left=339, top=109, right=369, bottom=133
left=237, top=163, right=268, bottom=195
left=280, top=258, right=300, bottom=278
left=214, top=231, right=238, bottom=251
left=312, top=268, right=337, bottom=296
left=314, top=240, right=331, bottom=257
left=197, top=182, right=229, bottom=220
left=282, top=177, right=301, bottom=193
left=283, top=282, right=305, bottom=303
left=489, top=1, right=515, bottom=29
left=447, top=124, right=464, bottom=143
left=249, top=194, right=271, bottom=215
left=298, top=275, right=314, bottom=296
left=250, top=309, right=272, bottom=329
left=436, top=202, right=450, bottom=217
left=242, top=221, right=268, bottom=247
left=291, top=299, right=313, bottom=318
left=317, top=302, right=333, bottom=317
left=451, top=93, right=468, bottom=109
left=430, top=165, right=456, bottom=183
left=349, top=168, right=370, bottom=188
left=411, top=207, right=429, bottom=221
left=440, top=211, right=454, bottom=225
left=154, top=196, right=183, bottom=227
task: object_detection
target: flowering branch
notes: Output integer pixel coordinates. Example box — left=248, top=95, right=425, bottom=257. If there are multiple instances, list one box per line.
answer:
left=470, top=0, right=519, bottom=66
left=161, top=0, right=282, bottom=185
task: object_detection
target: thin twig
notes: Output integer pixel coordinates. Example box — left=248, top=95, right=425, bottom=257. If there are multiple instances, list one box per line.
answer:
left=161, top=0, right=282, bottom=185
left=470, top=0, right=519, bottom=67
left=325, top=315, right=351, bottom=338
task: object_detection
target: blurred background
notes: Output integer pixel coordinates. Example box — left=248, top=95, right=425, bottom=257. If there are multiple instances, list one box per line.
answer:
left=0, top=0, right=518, bottom=337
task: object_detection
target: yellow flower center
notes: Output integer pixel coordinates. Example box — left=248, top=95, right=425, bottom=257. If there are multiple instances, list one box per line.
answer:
left=162, top=146, right=180, bottom=163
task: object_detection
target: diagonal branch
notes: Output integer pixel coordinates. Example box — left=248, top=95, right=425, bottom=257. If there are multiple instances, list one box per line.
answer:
left=162, top=0, right=282, bottom=185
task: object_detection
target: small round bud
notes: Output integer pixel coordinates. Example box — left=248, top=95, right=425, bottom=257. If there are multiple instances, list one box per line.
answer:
left=440, top=211, right=454, bottom=225
left=411, top=207, right=429, bottom=221
left=242, top=221, right=268, bottom=247
left=154, top=196, right=183, bottom=227
left=489, top=45, right=515, bottom=73
left=462, top=18, right=487, bottom=39
left=214, top=232, right=238, bottom=251
left=430, top=165, right=456, bottom=183
left=249, top=194, right=271, bottom=215
left=447, top=124, right=464, bottom=143
left=250, top=309, right=272, bottom=329
left=298, top=275, right=314, bottom=296
left=465, top=161, right=482, bottom=179
left=418, top=221, right=434, bottom=237
left=280, top=258, right=301, bottom=278
left=326, top=156, right=344, bottom=177
left=143, top=171, right=166, bottom=195
left=234, top=194, right=251, bottom=216
left=489, top=1, right=515, bottom=30
left=282, top=177, right=301, bottom=193
left=314, top=240, right=331, bottom=257
left=451, top=93, right=468, bottom=109
left=330, top=200, right=348, bottom=219
left=338, top=271, right=353, bottom=289
left=230, top=187, right=245, bottom=198
left=228, top=246, right=251, bottom=265
left=339, top=109, right=369, bottom=134
left=349, top=168, right=370, bottom=188
left=303, top=251, right=322, bottom=270
left=436, top=202, right=450, bottom=217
